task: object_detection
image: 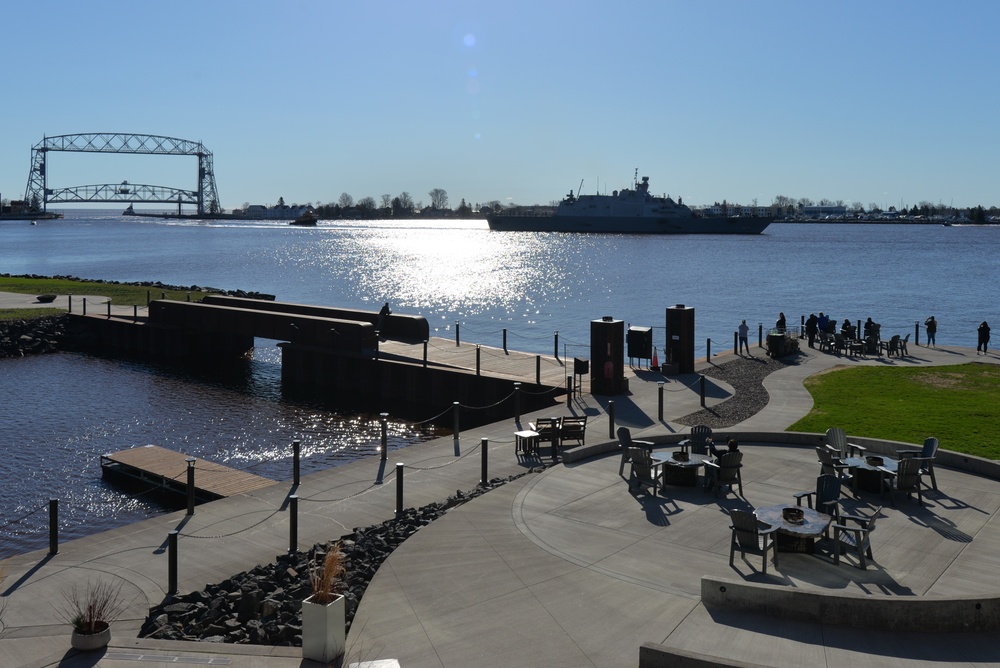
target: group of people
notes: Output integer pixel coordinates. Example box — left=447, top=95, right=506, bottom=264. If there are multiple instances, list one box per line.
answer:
left=743, top=312, right=992, bottom=355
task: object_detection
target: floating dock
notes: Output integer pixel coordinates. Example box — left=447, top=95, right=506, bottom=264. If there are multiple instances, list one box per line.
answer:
left=101, top=445, right=276, bottom=503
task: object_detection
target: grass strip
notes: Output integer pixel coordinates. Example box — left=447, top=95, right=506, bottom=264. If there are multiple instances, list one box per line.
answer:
left=789, top=362, right=1000, bottom=459
left=0, top=276, right=199, bottom=306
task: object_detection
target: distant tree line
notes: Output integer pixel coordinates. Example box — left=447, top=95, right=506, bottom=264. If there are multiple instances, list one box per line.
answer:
left=309, top=188, right=479, bottom=220
left=770, top=195, right=999, bottom=220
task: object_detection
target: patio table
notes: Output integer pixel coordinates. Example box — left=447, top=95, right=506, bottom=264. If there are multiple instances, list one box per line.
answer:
left=754, top=504, right=833, bottom=553
left=652, top=452, right=711, bottom=487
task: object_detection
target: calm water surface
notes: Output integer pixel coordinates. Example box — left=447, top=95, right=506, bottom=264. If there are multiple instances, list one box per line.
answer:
left=2, top=212, right=998, bottom=557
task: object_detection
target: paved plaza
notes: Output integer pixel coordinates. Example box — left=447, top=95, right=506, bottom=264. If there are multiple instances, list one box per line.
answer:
left=2, top=305, right=1000, bottom=667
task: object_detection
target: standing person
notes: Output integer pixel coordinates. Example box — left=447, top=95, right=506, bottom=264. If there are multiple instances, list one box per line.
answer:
left=817, top=312, right=828, bottom=333
left=925, top=316, right=937, bottom=347
left=775, top=312, right=786, bottom=334
left=978, top=321, right=991, bottom=354
left=806, top=313, right=818, bottom=348
left=738, top=319, right=750, bottom=355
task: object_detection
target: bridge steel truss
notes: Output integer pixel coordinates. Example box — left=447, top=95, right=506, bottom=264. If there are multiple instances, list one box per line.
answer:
left=24, top=133, right=221, bottom=215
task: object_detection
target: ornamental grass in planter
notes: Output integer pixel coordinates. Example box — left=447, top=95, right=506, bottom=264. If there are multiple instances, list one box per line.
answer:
left=58, top=578, right=128, bottom=651
left=302, top=542, right=347, bottom=664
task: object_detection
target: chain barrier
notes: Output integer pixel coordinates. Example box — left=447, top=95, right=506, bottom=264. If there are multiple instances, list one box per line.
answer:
left=458, top=389, right=516, bottom=411
left=298, top=478, right=387, bottom=504
left=519, top=384, right=562, bottom=396
left=409, top=404, right=456, bottom=426
left=178, top=507, right=283, bottom=540
left=0, top=503, right=47, bottom=533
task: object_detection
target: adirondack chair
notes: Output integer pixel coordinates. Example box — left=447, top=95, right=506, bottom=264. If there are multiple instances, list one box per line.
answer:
left=729, top=509, right=778, bottom=574
left=898, top=437, right=939, bottom=490
left=826, top=427, right=865, bottom=459
left=704, top=451, right=743, bottom=498
left=617, top=427, right=653, bottom=476
left=627, top=447, right=658, bottom=496
left=680, top=424, right=713, bottom=455
left=833, top=506, right=881, bottom=569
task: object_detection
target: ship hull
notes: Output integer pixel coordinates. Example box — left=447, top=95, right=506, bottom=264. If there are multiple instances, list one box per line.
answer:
left=486, top=214, right=772, bottom=234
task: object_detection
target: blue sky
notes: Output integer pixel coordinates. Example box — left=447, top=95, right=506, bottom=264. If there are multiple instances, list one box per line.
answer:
left=2, top=1, right=997, bottom=211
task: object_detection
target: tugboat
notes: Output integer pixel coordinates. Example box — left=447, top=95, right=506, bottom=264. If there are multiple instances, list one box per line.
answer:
left=289, top=210, right=319, bottom=226
left=123, top=204, right=136, bottom=216
left=486, top=171, right=773, bottom=235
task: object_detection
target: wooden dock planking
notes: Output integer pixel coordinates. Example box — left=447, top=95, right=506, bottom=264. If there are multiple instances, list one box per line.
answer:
left=101, top=445, right=276, bottom=501
left=377, top=337, right=580, bottom=390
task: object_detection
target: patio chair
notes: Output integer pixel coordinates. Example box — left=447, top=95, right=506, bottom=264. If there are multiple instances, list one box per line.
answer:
left=559, top=416, right=588, bottom=448
left=617, top=426, right=653, bottom=476
left=899, top=333, right=910, bottom=356
left=880, top=456, right=926, bottom=506
left=833, top=333, right=848, bottom=355
left=794, top=474, right=842, bottom=517
left=704, top=450, right=743, bottom=498
left=898, top=437, right=939, bottom=490
left=627, top=447, right=658, bottom=496
left=833, top=506, right=881, bottom=569
left=680, top=424, right=713, bottom=455
left=817, top=331, right=832, bottom=353
left=729, top=509, right=778, bottom=574
left=880, top=334, right=901, bottom=357
left=815, top=446, right=856, bottom=496
left=529, top=417, right=560, bottom=456
left=826, top=427, right=865, bottom=459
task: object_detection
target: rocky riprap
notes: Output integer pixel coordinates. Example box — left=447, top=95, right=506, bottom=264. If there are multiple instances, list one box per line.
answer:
left=139, top=472, right=540, bottom=646
left=0, top=314, right=70, bottom=358
left=675, top=353, right=797, bottom=428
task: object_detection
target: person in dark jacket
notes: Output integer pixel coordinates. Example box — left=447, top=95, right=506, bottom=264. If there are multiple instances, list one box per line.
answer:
left=805, top=314, right=818, bottom=348
left=978, top=321, right=991, bottom=354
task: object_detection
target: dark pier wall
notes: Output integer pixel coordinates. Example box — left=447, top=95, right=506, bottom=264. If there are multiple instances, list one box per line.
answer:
left=69, top=314, right=559, bottom=426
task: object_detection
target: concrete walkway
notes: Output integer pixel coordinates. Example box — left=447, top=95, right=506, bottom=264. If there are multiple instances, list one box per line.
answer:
left=2, top=339, right=1000, bottom=667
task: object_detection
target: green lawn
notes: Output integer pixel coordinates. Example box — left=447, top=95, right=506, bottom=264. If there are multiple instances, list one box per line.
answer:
left=0, top=308, right=65, bottom=321
left=0, top=276, right=198, bottom=306
left=789, top=363, right=1000, bottom=459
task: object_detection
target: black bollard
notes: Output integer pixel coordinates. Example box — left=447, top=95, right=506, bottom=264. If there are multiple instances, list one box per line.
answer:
left=567, top=375, right=572, bottom=407
left=168, top=530, right=179, bottom=595
left=554, top=331, right=559, bottom=359
left=146, top=289, right=150, bottom=306
left=82, top=297, right=87, bottom=316
left=455, top=321, right=460, bottom=347
left=133, top=304, right=138, bottom=321
left=733, top=331, right=738, bottom=355
left=289, top=495, right=298, bottom=553
left=758, top=323, right=763, bottom=348
left=453, top=401, right=460, bottom=445
left=707, top=337, right=712, bottom=360
left=700, top=375, right=706, bottom=407
left=476, top=345, right=481, bottom=376
left=107, top=300, right=111, bottom=318
left=657, top=381, right=664, bottom=421
left=915, top=321, right=920, bottom=346
left=49, top=498, right=58, bottom=556
left=503, top=328, right=507, bottom=352
left=608, top=400, right=615, bottom=439
left=536, top=355, right=541, bottom=385
left=292, top=439, right=301, bottom=486
left=481, top=437, right=488, bottom=485
left=423, top=340, right=428, bottom=368
left=514, top=382, right=521, bottom=422
left=395, top=463, right=404, bottom=515
left=68, top=293, right=72, bottom=313
left=380, top=413, right=388, bottom=463
left=186, top=457, right=196, bottom=515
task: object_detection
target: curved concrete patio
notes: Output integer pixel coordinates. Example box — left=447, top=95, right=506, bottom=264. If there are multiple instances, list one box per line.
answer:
left=3, top=339, right=1000, bottom=667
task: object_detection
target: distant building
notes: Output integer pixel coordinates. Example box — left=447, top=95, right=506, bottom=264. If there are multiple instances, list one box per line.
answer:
left=800, top=205, right=847, bottom=218
left=235, top=203, right=315, bottom=220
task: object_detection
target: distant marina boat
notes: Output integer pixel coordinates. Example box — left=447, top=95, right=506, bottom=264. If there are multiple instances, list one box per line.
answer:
left=123, top=204, right=135, bottom=215
left=486, top=173, right=773, bottom=234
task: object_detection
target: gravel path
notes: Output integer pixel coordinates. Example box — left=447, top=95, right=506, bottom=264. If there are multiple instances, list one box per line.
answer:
left=675, top=353, right=799, bottom=428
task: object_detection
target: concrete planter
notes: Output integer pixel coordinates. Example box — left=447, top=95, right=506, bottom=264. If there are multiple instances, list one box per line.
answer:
left=71, top=621, right=111, bottom=651
left=302, top=593, right=346, bottom=663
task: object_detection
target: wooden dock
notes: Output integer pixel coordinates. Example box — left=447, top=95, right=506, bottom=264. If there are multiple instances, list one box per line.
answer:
left=101, top=445, right=276, bottom=503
